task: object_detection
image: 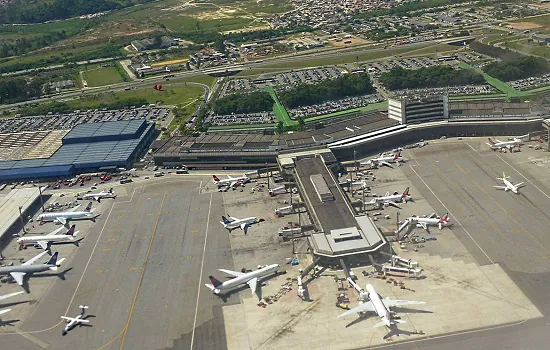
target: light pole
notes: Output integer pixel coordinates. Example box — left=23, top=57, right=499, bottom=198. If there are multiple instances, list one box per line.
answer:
left=38, top=185, right=45, bottom=212
left=18, top=206, right=26, bottom=234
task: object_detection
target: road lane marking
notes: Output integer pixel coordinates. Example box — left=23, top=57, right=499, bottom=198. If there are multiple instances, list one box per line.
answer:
left=119, top=192, right=167, bottom=349
left=409, top=165, right=494, bottom=264
left=190, top=193, right=213, bottom=350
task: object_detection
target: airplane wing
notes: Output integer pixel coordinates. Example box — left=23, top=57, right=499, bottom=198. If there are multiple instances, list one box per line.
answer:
left=94, top=196, right=100, bottom=201
left=230, top=180, right=239, bottom=188
left=493, top=186, right=507, bottom=190
left=386, top=201, right=401, bottom=209
left=337, top=301, right=376, bottom=318
left=37, top=241, right=49, bottom=250
left=382, top=298, right=425, bottom=308
left=494, top=139, right=503, bottom=143
left=60, top=316, right=89, bottom=323
left=515, top=182, right=524, bottom=188
left=418, top=222, right=427, bottom=230
left=67, top=205, right=80, bottom=213
left=246, top=277, right=258, bottom=293
left=0, top=291, right=24, bottom=302
left=227, top=216, right=238, bottom=222
left=379, top=161, right=393, bottom=168
left=50, top=226, right=67, bottom=235
left=23, top=251, right=48, bottom=265
left=0, top=309, right=11, bottom=316
left=9, top=272, right=25, bottom=286
left=56, top=217, right=67, bottom=226
left=218, top=269, right=244, bottom=278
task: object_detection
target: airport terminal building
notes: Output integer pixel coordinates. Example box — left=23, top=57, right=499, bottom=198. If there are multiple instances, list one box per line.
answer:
left=0, top=119, right=155, bottom=181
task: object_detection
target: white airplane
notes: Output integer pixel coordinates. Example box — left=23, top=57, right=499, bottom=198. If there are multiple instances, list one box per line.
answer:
left=220, top=215, right=263, bottom=234
left=486, top=135, right=526, bottom=150
left=212, top=175, right=250, bottom=188
left=37, top=202, right=98, bottom=225
left=0, top=291, right=25, bottom=316
left=361, top=152, right=403, bottom=167
left=0, top=251, right=65, bottom=287
left=338, top=284, right=425, bottom=328
left=409, top=213, right=451, bottom=230
left=369, top=187, right=411, bottom=208
left=16, top=225, right=81, bottom=250
left=83, top=188, right=116, bottom=203
left=205, top=264, right=280, bottom=297
left=61, top=305, right=90, bottom=335
left=494, top=172, right=524, bottom=194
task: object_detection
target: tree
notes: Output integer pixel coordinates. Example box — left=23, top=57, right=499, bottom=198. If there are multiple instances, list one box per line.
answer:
left=276, top=121, right=284, bottom=134
left=297, top=117, right=305, bottom=131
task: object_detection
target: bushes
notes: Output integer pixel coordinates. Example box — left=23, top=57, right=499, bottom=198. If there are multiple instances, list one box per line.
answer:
left=483, top=56, right=550, bottom=81
left=379, top=66, right=485, bottom=90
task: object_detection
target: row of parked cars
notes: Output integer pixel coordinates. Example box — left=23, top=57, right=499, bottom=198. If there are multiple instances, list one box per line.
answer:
left=206, top=112, right=276, bottom=126
left=289, top=94, right=382, bottom=119
left=509, top=74, right=550, bottom=91
left=389, top=84, right=496, bottom=97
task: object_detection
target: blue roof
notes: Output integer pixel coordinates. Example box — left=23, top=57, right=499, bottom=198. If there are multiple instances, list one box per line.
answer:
left=63, top=119, right=146, bottom=144
left=0, top=120, right=154, bottom=180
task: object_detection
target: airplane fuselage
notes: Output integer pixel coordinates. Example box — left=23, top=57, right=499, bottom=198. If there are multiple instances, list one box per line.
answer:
left=366, top=284, right=392, bottom=327
left=214, top=176, right=249, bottom=187
left=17, top=235, right=76, bottom=247
left=503, top=178, right=518, bottom=193
left=216, top=264, right=279, bottom=293
left=83, top=193, right=115, bottom=200
left=0, top=264, right=55, bottom=275
left=37, top=211, right=93, bottom=222
left=222, top=217, right=258, bottom=229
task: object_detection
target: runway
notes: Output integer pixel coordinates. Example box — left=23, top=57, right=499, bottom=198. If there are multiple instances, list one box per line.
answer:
left=3, top=179, right=235, bottom=349
left=399, top=141, right=550, bottom=349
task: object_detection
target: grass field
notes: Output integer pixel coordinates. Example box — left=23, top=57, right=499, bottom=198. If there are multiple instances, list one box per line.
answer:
left=82, top=66, right=124, bottom=87
left=116, top=83, right=205, bottom=106
left=508, top=13, right=550, bottom=26
left=264, top=86, right=296, bottom=126
left=260, top=43, right=459, bottom=69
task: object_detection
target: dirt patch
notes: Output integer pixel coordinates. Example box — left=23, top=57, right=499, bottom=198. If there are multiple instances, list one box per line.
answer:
left=222, top=25, right=271, bottom=35
left=329, top=36, right=370, bottom=47
left=506, top=21, right=543, bottom=30
left=151, top=59, right=188, bottom=67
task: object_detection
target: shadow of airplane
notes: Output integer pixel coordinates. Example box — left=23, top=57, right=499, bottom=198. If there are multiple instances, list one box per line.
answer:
left=21, top=267, right=73, bottom=293
left=383, top=324, right=425, bottom=339
left=0, top=318, right=19, bottom=327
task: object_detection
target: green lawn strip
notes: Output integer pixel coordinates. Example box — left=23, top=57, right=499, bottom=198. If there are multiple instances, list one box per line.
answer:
left=82, top=66, right=124, bottom=87
left=449, top=93, right=507, bottom=101
left=525, top=85, right=550, bottom=93
left=264, top=86, right=296, bottom=126
left=304, top=101, right=388, bottom=123
left=458, top=62, right=527, bottom=98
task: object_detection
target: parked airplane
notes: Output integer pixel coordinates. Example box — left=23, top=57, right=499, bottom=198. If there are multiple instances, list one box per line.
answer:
left=16, top=225, right=81, bottom=250
left=220, top=215, right=263, bottom=234
left=486, top=135, right=527, bottom=150
left=83, top=188, right=116, bottom=203
left=205, top=264, right=280, bottom=297
left=61, top=305, right=90, bottom=335
left=338, top=284, right=425, bottom=328
left=0, top=251, right=65, bottom=288
left=37, top=202, right=97, bottom=225
left=361, top=152, right=403, bottom=167
left=369, top=187, right=411, bottom=208
left=494, top=172, right=524, bottom=194
left=409, top=213, right=451, bottom=230
left=0, top=291, right=25, bottom=316
left=212, top=175, right=250, bottom=188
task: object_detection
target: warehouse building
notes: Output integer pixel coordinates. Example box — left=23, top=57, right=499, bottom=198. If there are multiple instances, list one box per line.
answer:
left=0, top=119, right=155, bottom=181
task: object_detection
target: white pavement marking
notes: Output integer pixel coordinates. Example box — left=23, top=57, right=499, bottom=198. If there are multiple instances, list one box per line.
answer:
left=409, top=165, right=494, bottom=265
left=495, top=153, right=550, bottom=201
left=190, top=192, right=213, bottom=350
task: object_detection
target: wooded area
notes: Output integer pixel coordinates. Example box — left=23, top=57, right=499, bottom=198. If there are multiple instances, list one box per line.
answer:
left=379, top=66, right=485, bottom=90
left=483, top=56, right=550, bottom=81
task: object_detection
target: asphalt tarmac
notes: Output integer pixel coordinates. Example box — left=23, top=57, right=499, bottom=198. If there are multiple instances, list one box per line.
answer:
left=398, top=140, right=550, bottom=350
left=2, top=178, right=235, bottom=350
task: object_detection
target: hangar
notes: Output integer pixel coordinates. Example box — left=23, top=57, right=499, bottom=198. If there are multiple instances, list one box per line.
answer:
left=0, top=119, right=155, bottom=181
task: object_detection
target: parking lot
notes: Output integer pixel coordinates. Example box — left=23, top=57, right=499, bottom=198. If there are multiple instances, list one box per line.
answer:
left=205, top=112, right=276, bottom=127
left=289, top=93, right=383, bottom=119
left=0, top=107, right=169, bottom=134
left=510, top=73, right=550, bottom=91
left=218, top=67, right=345, bottom=98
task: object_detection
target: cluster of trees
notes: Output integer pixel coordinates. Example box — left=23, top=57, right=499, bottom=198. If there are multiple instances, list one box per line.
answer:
left=379, top=66, right=485, bottom=90
left=0, top=0, right=154, bottom=24
left=0, top=77, right=43, bottom=104
left=279, top=73, right=375, bottom=108
left=211, top=91, right=273, bottom=115
left=355, top=0, right=463, bottom=20
left=469, top=40, right=523, bottom=61
left=483, top=56, right=550, bottom=81
left=174, top=26, right=313, bottom=46
left=0, top=44, right=123, bottom=74
left=0, top=31, right=70, bottom=58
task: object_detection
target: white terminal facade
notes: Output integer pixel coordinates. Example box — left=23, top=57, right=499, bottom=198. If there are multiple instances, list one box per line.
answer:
left=388, top=95, right=449, bottom=124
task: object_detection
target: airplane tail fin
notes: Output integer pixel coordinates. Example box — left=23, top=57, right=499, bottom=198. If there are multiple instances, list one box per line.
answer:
left=85, top=202, right=93, bottom=212
left=221, top=216, right=231, bottom=225
left=439, top=213, right=450, bottom=223
left=487, top=137, right=495, bottom=145
left=402, top=187, right=410, bottom=198
left=212, top=175, right=220, bottom=183
left=66, top=225, right=76, bottom=236
left=394, top=151, right=401, bottom=160
left=47, top=252, right=59, bottom=267
left=109, top=188, right=113, bottom=193
left=208, top=275, right=223, bottom=288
